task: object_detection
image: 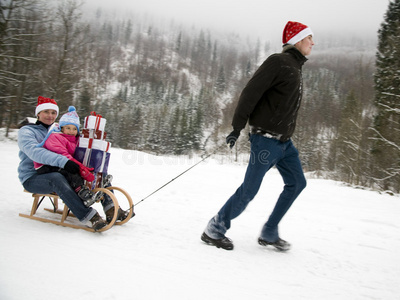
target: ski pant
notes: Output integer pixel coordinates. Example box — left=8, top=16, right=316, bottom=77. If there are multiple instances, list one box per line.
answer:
left=23, top=172, right=114, bottom=223
left=205, top=134, right=306, bottom=242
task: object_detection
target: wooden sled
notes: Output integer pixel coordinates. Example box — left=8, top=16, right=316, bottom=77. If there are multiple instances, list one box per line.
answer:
left=19, top=187, right=134, bottom=232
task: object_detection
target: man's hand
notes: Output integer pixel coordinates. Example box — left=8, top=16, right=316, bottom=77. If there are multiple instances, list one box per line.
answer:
left=226, top=130, right=240, bottom=149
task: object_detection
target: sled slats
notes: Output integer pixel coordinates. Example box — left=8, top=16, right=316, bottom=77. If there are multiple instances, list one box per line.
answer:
left=19, top=190, right=91, bottom=230
left=20, top=188, right=123, bottom=232
left=19, top=213, right=95, bottom=232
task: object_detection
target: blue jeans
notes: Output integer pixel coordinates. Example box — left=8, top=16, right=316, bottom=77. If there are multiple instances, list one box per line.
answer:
left=205, top=134, right=306, bottom=242
left=23, top=172, right=114, bottom=223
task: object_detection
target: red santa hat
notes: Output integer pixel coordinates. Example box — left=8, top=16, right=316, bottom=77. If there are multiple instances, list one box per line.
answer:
left=282, top=21, right=313, bottom=45
left=35, top=96, right=59, bottom=117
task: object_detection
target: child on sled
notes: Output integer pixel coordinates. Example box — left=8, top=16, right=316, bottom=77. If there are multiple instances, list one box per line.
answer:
left=34, top=106, right=101, bottom=207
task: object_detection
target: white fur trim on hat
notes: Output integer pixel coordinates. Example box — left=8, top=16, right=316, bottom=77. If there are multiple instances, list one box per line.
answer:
left=287, top=27, right=313, bottom=45
left=35, top=103, right=59, bottom=117
left=35, top=96, right=59, bottom=117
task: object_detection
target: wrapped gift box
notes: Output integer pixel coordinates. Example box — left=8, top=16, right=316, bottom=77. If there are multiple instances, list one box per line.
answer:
left=74, top=147, right=110, bottom=173
left=82, top=128, right=107, bottom=140
left=77, top=112, right=110, bottom=189
left=91, top=172, right=105, bottom=190
left=78, top=137, right=111, bottom=152
left=74, top=147, right=110, bottom=189
left=84, top=114, right=106, bottom=131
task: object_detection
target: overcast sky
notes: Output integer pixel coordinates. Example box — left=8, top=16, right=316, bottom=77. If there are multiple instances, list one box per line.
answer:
left=83, top=0, right=390, bottom=42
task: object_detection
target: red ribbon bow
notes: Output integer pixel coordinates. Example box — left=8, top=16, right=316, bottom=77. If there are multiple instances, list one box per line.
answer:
left=90, top=111, right=102, bottom=118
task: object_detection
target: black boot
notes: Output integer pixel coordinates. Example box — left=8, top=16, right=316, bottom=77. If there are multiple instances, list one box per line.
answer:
left=78, top=186, right=102, bottom=207
left=201, top=232, right=234, bottom=250
left=258, top=237, right=291, bottom=251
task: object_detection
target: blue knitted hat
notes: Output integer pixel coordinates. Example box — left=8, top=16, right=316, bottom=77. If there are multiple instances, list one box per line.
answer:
left=59, top=106, right=80, bottom=131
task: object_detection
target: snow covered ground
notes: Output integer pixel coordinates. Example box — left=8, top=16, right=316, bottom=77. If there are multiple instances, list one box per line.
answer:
left=1, top=131, right=399, bottom=300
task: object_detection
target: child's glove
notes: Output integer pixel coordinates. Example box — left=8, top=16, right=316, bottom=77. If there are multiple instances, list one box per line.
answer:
left=80, top=166, right=95, bottom=182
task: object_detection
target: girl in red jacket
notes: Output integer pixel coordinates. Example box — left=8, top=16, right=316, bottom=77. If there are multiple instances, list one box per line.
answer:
left=34, top=106, right=100, bottom=207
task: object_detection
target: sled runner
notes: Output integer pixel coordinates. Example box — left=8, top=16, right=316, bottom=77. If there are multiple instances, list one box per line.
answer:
left=20, top=188, right=121, bottom=232
left=19, top=112, right=134, bottom=231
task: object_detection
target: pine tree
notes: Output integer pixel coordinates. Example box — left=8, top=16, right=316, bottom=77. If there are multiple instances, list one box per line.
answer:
left=78, top=85, right=92, bottom=117
left=336, top=91, right=363, bottom=185
left=215, top=66, right=226, bottom=93
left=371, top=0, right=400, bottom=192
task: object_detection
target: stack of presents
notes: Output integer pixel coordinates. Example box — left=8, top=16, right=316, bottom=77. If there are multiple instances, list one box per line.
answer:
left=74, top=112, right=111, bottom=189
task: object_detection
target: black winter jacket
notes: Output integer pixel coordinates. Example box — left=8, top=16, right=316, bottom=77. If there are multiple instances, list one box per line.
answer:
left=232, top=45, right=307, bottom=141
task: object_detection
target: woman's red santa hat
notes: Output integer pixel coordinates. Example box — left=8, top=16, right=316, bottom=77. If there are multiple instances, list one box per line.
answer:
left=35, top=96, right=59, bottom=117
left=282, top=21, right=313, bottom=45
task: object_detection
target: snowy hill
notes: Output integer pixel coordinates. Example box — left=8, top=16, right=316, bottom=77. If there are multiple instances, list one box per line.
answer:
left=0, top=134, right=399, bottom=300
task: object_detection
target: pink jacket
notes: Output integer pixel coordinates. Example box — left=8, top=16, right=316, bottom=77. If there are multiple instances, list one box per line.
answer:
left=34, top=133, right=95, bottom=182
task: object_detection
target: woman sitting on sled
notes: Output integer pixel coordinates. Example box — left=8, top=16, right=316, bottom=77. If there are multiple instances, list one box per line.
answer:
left=17, top=96, right=131, bottom=231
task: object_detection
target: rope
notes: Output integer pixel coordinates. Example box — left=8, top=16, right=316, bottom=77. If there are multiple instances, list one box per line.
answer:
left=134, top=144, right=225, bottom=206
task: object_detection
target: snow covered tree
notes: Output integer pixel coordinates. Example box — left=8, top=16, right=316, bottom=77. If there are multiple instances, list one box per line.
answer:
left=0, top=0, right=45, bottom=133
left=44, top=0, right=86, bottom=109
left=336, top=91, right=363, bottom=185
left=78, top=84, right=92, bottom=117
left=371, top=0, right=400, bottom=192
left=215, top=66, right=226, bottom=93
